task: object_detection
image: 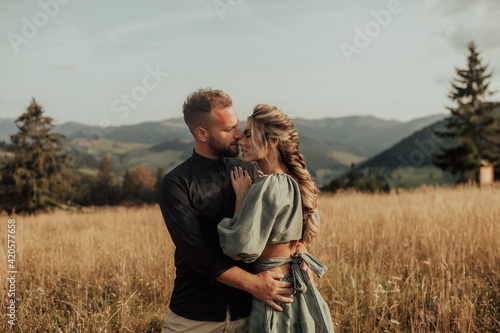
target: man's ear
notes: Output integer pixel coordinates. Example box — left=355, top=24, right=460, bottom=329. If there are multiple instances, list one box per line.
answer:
left=195, top=127, right=209, bottom=142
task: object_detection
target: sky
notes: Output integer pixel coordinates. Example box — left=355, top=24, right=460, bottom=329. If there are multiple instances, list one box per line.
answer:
left=1, top=0, right=500, bottom=128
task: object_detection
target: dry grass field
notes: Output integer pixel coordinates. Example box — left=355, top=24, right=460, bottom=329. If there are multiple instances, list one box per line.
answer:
left=1, top=185, right=499, bottom=332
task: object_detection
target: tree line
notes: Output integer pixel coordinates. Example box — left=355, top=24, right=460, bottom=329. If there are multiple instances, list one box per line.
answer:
left=322, top=163, right=391, bottom=194
left=0, top=100, right=165, bottom=214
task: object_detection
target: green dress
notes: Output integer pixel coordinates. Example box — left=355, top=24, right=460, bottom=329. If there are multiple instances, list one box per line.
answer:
left=218, top=173, right=335, bottom=332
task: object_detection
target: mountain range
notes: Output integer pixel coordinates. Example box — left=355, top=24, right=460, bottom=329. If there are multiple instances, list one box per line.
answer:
left=0, top=114, right=446, bottom=186
left=0, top=114, right=444, bottom=153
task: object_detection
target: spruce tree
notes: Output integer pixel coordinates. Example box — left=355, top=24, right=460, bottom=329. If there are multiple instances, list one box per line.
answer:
left=346, top=163, right=360, bottom=189
left=96, top=153, right=116, bottom=205
left=121, top=168, right=135, bottom=200
left=0, top=98, right=76, bottom=213
left=432, top=41, right=500, bottom=183
left=154, top=167, right=166, bottom=203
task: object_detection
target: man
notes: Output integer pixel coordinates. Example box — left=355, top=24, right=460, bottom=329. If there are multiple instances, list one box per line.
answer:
left=159, top=88, right=295, bottom=332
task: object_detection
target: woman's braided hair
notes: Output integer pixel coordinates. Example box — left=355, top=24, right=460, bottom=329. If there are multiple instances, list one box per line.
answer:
left=247, top=104, right=319, bottom=244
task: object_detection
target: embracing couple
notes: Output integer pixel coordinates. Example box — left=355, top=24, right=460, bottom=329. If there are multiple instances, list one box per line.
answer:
left=159, top=88, right=335, bottom=332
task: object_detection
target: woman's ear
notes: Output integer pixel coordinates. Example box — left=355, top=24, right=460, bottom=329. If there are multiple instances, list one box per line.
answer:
left=271, top=138, right=279, bottom=147
left=195, top=127, right=209, bottom=142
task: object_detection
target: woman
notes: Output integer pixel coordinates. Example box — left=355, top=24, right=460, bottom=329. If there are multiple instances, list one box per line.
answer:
left=217, top=104, right=335, bottom=332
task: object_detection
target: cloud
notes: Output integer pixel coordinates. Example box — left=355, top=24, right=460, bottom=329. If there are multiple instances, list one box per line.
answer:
left=424, top=0, right=500, bottom=51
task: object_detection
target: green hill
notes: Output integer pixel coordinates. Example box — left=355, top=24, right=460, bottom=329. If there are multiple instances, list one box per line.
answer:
left=359, top=121, right=445, bottom=170
left=360, top=104, right=500, bottom=171
left=67, top=138, right=193, bottom=174
left=357, top=103, right=500, bottom=188
left=293, top=114, right=444, bottom=156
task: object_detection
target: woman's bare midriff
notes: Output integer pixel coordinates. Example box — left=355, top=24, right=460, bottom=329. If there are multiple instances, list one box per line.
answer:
left=260, top=240, right=299, bottom=275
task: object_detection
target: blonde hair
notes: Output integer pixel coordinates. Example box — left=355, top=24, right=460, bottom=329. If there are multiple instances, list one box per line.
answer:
left=247, top=104, right=319, bottom=244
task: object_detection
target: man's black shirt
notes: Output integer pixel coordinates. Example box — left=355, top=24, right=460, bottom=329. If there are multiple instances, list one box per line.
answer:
left=159, top=150, right=258, bottom=322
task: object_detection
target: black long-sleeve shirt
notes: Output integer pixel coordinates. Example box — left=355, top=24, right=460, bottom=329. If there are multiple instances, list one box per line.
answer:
left=159, top=150, right=258, bottom=321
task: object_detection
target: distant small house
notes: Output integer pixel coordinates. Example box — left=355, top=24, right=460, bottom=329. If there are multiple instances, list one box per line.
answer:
left=479, top=160, right=495, bottom=186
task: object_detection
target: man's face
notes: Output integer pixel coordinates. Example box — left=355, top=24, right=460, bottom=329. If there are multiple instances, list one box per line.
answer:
left=238, top=124, right=259, bottom=163
left=207, top=105, right=242, bottom=158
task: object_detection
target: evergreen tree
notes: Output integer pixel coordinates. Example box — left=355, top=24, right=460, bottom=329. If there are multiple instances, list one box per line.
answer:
left=154, top=167, right=166, bottom=203
left=363, top=178, right=377, bottom=193
left=0, top=98, right=76, bottom=213
left=321, top=177, right=345, bottom=193
left=432, top=42, right=500, bottom=183
left=96, top=153, right=116, bottom=205
left=346, top=163, right=360, bottom=189
left=121, top=168, right=135, bottom=200
left=74, top=173, right=99, bottom=206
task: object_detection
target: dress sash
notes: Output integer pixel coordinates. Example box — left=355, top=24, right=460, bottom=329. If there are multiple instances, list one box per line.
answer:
left=253, top=253, right=328, bottom=294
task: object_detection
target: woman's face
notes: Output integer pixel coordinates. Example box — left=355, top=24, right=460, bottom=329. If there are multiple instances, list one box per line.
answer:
left=239, top=124, right=259, bottom=163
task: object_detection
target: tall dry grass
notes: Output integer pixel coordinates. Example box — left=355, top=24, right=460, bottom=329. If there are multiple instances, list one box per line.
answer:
left=1, top=185, right=499, bottom=332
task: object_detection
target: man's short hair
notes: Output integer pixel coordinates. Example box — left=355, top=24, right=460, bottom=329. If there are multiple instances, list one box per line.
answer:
left=182, top=88, right=232, bottom=134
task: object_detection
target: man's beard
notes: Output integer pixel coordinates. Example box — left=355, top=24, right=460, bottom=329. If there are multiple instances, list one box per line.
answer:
left=208, top=135, right=239, bottom=158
